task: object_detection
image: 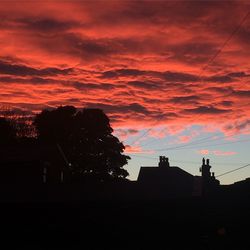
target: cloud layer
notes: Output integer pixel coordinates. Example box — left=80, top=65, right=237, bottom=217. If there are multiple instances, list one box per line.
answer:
left=0, top=0, right=250, bottom=137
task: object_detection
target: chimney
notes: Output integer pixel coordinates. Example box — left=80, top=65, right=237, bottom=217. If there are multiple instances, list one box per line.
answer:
left=158, top=156, right=169, bottom=167
left=165, top=157, right=170, bottom=167
left=158, top=156, right=163, bottom=167
left=206, top=159, right=210, bottom=166
left=202, top=158, right=205, bottom=166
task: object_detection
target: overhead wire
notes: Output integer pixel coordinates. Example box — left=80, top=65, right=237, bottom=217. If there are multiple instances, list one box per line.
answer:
left=126, top=11, right=250, bottom=186
left=200, top=11, right=250, bottom=74
left=128, top=153, right=249, bottom=166
left=128, top=153, right=250, bottom=179
left=153, top=137, right=250, bottom=152
left=216, top=164, right=250, bottom=178
left=130, top=127, right=250, bottom=153
left=128, top=11, right=250, bottom=150
left=139, top=91, right=250, bottom=149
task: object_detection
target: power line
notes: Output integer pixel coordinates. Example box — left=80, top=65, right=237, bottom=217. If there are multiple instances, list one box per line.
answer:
left=143, top=128, right=249, bottom=151
left=139, top=99, right=250, bottom=149
left=139, top=88, right=246, bottom=149
left=129, top=127, right=154, bottom=147
left=127, top=128, right=250, bottom=153
left=128, top=154, right=250, bottom=180
left=56, top=143, right=71, bottom=166
left=201, top=11, right=250, bottom=74
left=128, top=153, right=249, bottom=167
left=153, top=137, right=250, bottom=152
left=129, top=111, right=175, bottom=147
left=216, top=164, right=250, bottom=178
left=151, top=134, right=222, bottom=151
left=128, top=129, right=250, bottom=153
left=128, top=11, right=250, bottom=149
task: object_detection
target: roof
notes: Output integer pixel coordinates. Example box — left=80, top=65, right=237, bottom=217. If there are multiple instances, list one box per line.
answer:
left=137, top=166, right=194, bottom=184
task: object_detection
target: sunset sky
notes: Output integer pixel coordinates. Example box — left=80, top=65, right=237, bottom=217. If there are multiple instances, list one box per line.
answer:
left=1, top=0, right=250, bottom=184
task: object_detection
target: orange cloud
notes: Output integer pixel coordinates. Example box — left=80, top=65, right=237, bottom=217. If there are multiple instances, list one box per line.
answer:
left=0, top=1, right=249, bottom=139
left=124, top=145, right=154, bottom=154
left=198, top=149, right=210, bottom=155
left=179, top=135, right=193, bottom=143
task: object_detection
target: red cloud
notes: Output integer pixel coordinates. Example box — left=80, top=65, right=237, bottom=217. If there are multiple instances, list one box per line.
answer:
left=179, top=135, right=192, bottom=143
left=198, top=149, right=210, bottom=155
left=198, top=149, right=237, bottom=156
left=114, top=128, right=139, bottom=141
left=0, top=1, right=249, bottom=139
left=124, top=145, right=154, bottom=154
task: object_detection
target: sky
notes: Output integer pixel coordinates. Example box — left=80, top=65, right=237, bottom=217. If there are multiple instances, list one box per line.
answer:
left=0, top=0, right=250, bottom=184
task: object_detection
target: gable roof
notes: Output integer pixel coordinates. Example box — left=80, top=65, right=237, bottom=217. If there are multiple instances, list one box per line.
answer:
left=137, top=166, right=194, bottom=184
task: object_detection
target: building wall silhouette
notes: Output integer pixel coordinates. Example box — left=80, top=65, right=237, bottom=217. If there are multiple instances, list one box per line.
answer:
left=137, top=156, right=220, bottom=198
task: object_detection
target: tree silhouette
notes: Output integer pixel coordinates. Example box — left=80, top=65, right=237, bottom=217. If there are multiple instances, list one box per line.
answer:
left=34, top=106, right=130, bottom=181
left=0, top=117, right=16, bottom=145
left=0, top=106, right=35, bottom=139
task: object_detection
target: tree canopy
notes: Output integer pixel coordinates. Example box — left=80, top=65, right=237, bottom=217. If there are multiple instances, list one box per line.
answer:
left=34, top=106, right=130, bottom=181
left=0, top=117, right=16, bottom=145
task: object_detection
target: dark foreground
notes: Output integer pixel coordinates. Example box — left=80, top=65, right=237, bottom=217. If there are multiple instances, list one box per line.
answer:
left=0, top=196, right=249, bottom=250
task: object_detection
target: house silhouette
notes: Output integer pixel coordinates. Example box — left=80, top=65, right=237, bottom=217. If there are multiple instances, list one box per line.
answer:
left=199, top=157, right=220, bottom=195
left=137, top=156, right=220, bottom=198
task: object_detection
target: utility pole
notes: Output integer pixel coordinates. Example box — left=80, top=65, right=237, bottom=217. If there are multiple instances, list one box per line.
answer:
left=56, top=143, right=72, bottom=183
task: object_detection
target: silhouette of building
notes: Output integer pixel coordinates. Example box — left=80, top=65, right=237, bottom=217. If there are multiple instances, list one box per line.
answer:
left=200, top=157, right=220, bottom=195
left=222, top=177, right=250, bottom=199
left=137, top=156, right=194, bottom=198
left=137, top=156, right=220, bottom=198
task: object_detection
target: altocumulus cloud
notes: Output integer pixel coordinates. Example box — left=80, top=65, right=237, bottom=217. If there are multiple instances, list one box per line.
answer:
left=0, top=0, right=249, bottom=134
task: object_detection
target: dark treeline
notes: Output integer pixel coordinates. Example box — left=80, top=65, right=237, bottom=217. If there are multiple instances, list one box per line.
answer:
left=1, top=106, right=250, bottom=249
left=0, top=105, right=130, bottom=182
